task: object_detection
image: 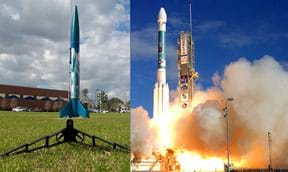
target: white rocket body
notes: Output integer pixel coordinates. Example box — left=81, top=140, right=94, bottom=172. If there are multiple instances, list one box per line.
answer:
left=153, top=8, right=169, bottom=118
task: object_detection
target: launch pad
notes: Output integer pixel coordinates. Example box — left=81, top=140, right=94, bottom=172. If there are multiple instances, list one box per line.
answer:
left=0, top=119, right=129, bottom=158
left=132, top=149, right=181, bottom=172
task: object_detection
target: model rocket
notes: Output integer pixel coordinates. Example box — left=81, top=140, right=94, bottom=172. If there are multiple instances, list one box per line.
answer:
left=153, top=7, right=169, bottom=118
left=177, top=4, right=198, bottom=109
left=60, top=5, right=89, bottom=118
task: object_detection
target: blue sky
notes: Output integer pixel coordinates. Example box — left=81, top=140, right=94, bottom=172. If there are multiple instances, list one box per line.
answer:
left=131, top=0, right=288, bottom=116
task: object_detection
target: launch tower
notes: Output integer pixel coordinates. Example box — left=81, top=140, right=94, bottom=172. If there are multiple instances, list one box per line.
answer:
left=177, top=4, right=198, bottom=109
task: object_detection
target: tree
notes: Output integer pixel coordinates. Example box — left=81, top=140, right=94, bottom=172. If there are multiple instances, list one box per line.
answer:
left=108, top=97, right=124, bottom=112
left=81, top=88, right=89, bottom=100
left=80, top=88, right=94, bottom=109
left=96, top=91, right=108, bottom=111
left=125, top=100, right=130, bottom=108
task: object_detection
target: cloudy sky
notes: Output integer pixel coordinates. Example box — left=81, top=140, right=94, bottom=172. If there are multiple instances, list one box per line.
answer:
left=131, top=0, right=288, bottom=114
left=0, top=0, right=130, bottom=101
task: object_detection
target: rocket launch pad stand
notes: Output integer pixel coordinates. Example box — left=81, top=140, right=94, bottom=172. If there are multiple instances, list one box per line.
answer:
left=0, top=119, right=129, bottom=158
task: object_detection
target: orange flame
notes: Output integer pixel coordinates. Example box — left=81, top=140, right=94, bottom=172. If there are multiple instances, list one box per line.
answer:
left=151, top=92, right=247, bottom=171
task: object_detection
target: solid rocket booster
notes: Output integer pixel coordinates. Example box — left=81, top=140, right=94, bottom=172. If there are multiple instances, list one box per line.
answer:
left=153, top=7, right=169, bottom=118
left=60, top=5, right=89, bottom=118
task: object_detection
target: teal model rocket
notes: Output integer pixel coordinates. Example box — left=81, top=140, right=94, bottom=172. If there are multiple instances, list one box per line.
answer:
left=60, top=5, right=89, bottom=118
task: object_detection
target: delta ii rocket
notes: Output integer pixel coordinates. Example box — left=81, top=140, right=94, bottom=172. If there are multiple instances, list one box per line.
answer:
left=60, top=5, right=89, bottom=118
left=153, top=7, right=169, bottom=118
left=177, top=4, right=198, bottom=109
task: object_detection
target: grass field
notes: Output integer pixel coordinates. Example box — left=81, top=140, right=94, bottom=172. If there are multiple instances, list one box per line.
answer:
left=0, top=111, right=130, bottom=172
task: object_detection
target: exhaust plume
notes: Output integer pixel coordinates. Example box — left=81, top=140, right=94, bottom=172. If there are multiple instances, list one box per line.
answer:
left=131, top=55, right=288, bottom=168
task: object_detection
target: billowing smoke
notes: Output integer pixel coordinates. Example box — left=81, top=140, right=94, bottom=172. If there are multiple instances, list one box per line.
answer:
left=131, top=55, right=288, bottom=168
left=131, top=107, right=160, bottom=162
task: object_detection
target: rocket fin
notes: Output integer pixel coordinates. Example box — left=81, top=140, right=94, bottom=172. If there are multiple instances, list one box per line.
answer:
left=76, top=100, right=89, bottom=118
left=59, top=98, right=89, bottom=118
left=59, top=100, right=72, bottom=118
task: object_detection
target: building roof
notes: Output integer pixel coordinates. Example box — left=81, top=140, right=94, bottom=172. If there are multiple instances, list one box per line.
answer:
left=0, top=84, right=68, bottom=98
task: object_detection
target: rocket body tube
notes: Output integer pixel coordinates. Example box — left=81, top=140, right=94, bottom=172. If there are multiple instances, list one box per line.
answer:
left=70, top=5, right=80, bottom=99
left=153, top=7, right=169, bottom=118
left=157, top=7, right=167, bottom=84
left=70, top=48, right=80, bottom=98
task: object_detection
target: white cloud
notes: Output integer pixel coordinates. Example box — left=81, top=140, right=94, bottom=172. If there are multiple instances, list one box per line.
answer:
left=195, top=20, right=225, bottom=32
left=218, top=32, right=253, bottom=47
left=11, top=13, right=20, bottom=21
left=217, top=23, right=288, bottom=47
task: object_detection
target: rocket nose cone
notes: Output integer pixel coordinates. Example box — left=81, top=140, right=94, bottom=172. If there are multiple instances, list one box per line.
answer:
left=71, top=5, right=80, bottom=52
left=73, top=5, right=79, bottom=27
left=158, top=7, right=167, bottom=23
left=74, top=5, right=78, bottom=17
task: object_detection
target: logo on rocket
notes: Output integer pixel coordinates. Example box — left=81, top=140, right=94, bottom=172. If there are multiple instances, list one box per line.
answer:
left=157, top=8, right=167, bottom=70
left=59, top=5, right=89, bottom=118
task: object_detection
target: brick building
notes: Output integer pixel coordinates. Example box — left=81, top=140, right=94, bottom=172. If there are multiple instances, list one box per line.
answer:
left=0, top=84, right=68, bottom=111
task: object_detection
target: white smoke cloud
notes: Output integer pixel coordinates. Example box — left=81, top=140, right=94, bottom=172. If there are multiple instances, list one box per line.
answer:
left=132, top=55, right=288, bottom=167
left=222, top=56, right=288, bottom=137
left=131, top=107, right=159, bottom=160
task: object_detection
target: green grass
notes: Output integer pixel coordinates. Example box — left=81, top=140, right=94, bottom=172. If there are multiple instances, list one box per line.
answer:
left=0, top=111, right=130, bottom=172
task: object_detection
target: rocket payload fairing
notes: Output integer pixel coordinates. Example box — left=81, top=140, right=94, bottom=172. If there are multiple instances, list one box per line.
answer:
left=177, top=4, right=198, bottom=109
left=153, top=7, right=169, bottom=118
left=60, top=5, right=89, bottom=118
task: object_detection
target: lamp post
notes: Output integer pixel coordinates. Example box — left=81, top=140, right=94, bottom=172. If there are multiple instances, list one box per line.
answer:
left=223, top=97, right=234, bottom=172
left=95, top=89, right=102, bottom=113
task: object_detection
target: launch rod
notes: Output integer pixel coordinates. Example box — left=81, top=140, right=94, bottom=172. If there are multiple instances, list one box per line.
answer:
left=68, top=0, right=72, bottom=101
left=189, top=3, right=192, bottom=35
left=189, top=3, right=195, bottom=69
